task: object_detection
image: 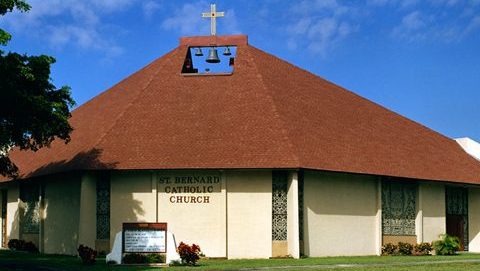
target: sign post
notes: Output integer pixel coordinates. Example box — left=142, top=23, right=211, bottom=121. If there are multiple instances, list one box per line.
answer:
left=122, top=223, right=167, bottom=254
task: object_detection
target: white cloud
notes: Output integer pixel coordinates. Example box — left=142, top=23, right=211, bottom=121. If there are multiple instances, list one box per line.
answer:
left=392, top=11, right=429, bottom=41
left=401, top=0, right=420, bottom=8
left=402, top=11, right=426, bottom=30
left=93, top=0, right=137, bottom=12
left=143, top=1, right=162, bottom=19
left=307, top=18, right=352, bottom=55
left=292, top=0, right=350, bottom=16
left=223, top=9, right=241, bottom=34
left=367, top=0, right=418, bottom=8
left=428, top=0, right=461, bottom=6
left=390, top=1, right=480, bottom=43
left=284, top=0, right=357, bottom=56
left=161, top=2, right=209, bottom=36
left=465, top=16, right=480, bottom=34
left=161, top=1, right=240, bottom=36
left=0, top=0, right=135, bottom=57
left=287, top=18, right=312, bottom=36
left=367, top=0, right=390, bottom=6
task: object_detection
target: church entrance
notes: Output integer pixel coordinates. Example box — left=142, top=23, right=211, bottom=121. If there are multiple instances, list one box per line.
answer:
left=446, top=187, right=468, bottom=251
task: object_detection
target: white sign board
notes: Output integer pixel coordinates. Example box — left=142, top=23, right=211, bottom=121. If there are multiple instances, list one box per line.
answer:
left=123, top=227, right=166, bottom=253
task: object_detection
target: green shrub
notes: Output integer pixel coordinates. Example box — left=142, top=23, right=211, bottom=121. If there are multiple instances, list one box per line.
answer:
left=414, top=242, right=432, bottom=256
left=77, top=244, right=97, bottom=265
left=177, top=242, right=201, bottom=266
left=122, top=253, right=165, bottom=264
left=169, top=259, right=182, bottom=266
left=123, top=253, right=147, bottom=264
left=397, top=242, right=413, bottom=255
left=7, top=239, right=22, bottom=250
left=381, top=243, right=398, bottom=256
left=433, top=234, right=460, bottom=255
left=146, top=253, right=166, bottom=263
left=8, top=239, right=38, bottom=253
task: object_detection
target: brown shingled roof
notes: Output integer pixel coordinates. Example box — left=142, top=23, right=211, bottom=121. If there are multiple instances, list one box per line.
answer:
left=4, top=35, right=480, bottom=184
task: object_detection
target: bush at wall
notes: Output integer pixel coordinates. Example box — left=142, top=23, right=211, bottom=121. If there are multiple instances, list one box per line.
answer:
left=381, top=243, right=398, bottom=256
left=414, top=242, right=433, bottom=256
left=122, top=253, right=165, bottom=264
left=77, top=244, right=97, bottom=265
left=7, top=239, right=38, bottom=253
left=7, top=239, right=22, bottom=250
left=145, top=253, right=166, bottom=263
left=397, top=242, right=413, bottom=255
left=177, top=242, right=201, bottom=266
left=123, top=253, right=147, bottom=264
left=433, top=234, right=460, bottom=255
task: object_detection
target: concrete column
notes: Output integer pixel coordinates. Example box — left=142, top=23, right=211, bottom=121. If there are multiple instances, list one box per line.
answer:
left=287, top=171, right=300, bottom=259
left=39, top=183, right=45, bottom=253
left=375, top=178, right=382, bottom=255
left=7, top=183, right=20, bottom=240
left=78, top=173, right=97, bottom=248
left=416, top=184, right=423, bottom=244
left=469, top=187, right=480, bottom=252
left=152, top=172, right=158, bottom=222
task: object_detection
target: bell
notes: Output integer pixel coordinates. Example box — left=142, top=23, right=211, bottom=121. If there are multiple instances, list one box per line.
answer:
left=206, top=47, right=220, bottom=63
left=223, top=46, right=231, bottom=56
left=194, top=47, right=203, bottom=56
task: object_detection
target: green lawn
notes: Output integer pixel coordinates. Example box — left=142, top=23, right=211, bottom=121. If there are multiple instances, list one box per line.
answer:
left=2, top=250, right=480, bottom=270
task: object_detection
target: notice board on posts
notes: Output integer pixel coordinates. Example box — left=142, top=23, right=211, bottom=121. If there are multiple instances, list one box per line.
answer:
left=122, top=223, right=167, bottom=253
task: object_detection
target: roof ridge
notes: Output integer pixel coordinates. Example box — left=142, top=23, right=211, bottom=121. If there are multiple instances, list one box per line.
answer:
left=88, top=48, right=178, bottom=161
left=245, top=46, right=300, bottom=167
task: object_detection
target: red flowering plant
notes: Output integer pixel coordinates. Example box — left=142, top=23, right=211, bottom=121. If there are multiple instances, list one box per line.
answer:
left=77, top=244, right=97, bottom=265
left=177, top=242, right=202, bottom=266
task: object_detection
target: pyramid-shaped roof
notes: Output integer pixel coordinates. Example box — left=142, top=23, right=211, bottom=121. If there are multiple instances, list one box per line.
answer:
left=4, top=35, right=480, bottom=184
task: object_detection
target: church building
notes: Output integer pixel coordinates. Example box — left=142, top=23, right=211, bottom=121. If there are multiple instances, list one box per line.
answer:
left=1, top=23, right=480, bottom=258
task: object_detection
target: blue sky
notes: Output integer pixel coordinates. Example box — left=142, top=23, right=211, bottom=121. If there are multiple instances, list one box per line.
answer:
left=1, top=0, right=479, bottom=141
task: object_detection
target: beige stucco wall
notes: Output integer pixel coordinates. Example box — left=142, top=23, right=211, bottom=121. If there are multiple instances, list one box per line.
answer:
left=157, top=171, right=226, bottom=257
left=6, top=183, right=20, bottom=241
left=469, top=187, right=480, bottom=252
left=43, top=175, right=81, bottom=255
left=227, top=170, right=272, bottom=259
left=374, top=180, right=382, bottom=255
left=287, top=172, right=299, bottom=258
left=419, top=182, right=445, bottom=243
left=110, top=171, right=156, bottom=248
left=78, top=173, right=97, bottom=248
left=304, top=171, right=378, bottom=256
left=0, top=190, right=2, bottom=247
left=0, top=190, right=3, bottom=247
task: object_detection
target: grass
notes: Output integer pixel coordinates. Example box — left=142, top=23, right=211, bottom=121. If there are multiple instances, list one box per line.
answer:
left=2, top=250, right=480, bottom=270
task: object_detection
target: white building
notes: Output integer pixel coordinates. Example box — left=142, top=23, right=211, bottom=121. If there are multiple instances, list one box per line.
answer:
left=1, top=35, right=480, bottom=258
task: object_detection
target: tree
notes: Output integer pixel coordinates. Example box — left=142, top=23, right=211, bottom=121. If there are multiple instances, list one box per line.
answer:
left=0, top=0, right=75, bottom=178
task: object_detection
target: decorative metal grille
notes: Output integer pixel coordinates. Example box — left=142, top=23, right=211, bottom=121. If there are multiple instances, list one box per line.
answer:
left=382, top=180, right=416, bottom=236
left=446, top=187, right=468, bottom=251
left=96, top=175, right=110, bottom=240
left=272, top=171, right=288, bottom=241
left=20, top=185, right=40, bottom=234
left=298, top=171, right=304, bottom=241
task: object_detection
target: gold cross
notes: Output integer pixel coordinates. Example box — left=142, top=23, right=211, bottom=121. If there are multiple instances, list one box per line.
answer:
left=202, top=4, right=225, bottom=36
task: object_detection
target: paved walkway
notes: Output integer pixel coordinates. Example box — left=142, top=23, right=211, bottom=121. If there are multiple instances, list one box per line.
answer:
left=240, top=259, right=480, bottom=270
